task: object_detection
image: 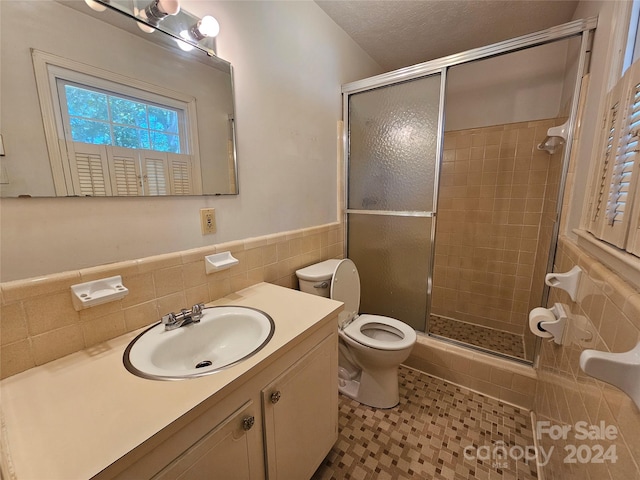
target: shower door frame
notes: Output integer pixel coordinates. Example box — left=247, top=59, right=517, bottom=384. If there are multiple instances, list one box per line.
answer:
left=342, top=17, right=597, bottom=364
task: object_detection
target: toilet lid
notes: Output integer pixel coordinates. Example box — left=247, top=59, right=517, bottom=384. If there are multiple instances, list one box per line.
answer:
left=330, top=259, right=360, bottom=322
left=342, top=314, right=417, bottom=351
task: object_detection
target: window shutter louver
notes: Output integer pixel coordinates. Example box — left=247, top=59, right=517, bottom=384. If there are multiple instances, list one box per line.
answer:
left=600, top=62, right=640, bottom=248
left=623, top=68, right=640, bottom=256
left=67, top=142, right=111, bottom=196
left=588, top=80, right=625, bottom=239
left=168, top=153, right=193, bottom=196
left=141, top=151, right=170, bottom=196
left=107, top=146, right=143, bottom=196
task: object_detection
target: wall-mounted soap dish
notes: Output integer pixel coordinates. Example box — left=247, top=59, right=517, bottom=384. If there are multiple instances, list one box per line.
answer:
left=205, top=251, right=239, bottom=274
left=71, top=276, right=128, bottom=311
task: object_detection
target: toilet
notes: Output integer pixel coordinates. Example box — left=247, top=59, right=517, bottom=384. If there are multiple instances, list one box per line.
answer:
left=296, top=259, right=417, bottom=408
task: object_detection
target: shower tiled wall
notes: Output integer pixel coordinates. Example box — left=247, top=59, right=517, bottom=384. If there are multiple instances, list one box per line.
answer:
left=432, top=118, right=565, bottom=335
left=535, top=237, right=640, bottom=479
left=0, top=223, right=344, bottom=380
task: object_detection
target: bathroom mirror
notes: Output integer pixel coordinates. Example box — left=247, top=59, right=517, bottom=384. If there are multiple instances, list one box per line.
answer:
left=0, top=0, right=238, bottom=197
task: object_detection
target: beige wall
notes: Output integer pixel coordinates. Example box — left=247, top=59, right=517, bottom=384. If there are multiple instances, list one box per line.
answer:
left=535, top=237, right=640, bottom=478
left=534, top=3, right=640, bottom=477
left=0, top=0, right=381, bottom=282
left=0, top=222, right=344, bottom=380
left=445, top=41, right=568, bottom=132
left=432, top=118, right=564, bottom=336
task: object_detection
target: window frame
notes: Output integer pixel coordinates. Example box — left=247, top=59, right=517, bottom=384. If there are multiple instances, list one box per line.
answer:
left=56, top=78, right=186, bottom=154
left=32, top=49, right=202, bottom=196
left=579, top=1, right=640, bottom=289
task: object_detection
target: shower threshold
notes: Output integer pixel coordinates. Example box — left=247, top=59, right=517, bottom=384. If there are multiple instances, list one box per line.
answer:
left=428, top=315, right=527, bottom=361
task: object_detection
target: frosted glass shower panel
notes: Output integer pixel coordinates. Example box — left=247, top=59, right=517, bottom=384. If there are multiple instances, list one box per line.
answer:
left=347, top=214, right=432, bottom=331
left=348, top=74, right=441, bottom=212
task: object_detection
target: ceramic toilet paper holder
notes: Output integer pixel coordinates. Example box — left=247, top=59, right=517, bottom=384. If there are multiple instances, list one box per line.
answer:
left=580, top=342, right=640, bottom=409
left=545, top=265, right=582, bottom=301
left=541, top=303, right=568, bottom=345
left=529, top=303, right=568, bottom=345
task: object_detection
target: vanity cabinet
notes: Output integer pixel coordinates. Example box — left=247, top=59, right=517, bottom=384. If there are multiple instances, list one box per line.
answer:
left=106, top=323, right=338, bottom=480
left=262, top=334, right=338, bottom=479
left=153, top=401, right=263, bottom=480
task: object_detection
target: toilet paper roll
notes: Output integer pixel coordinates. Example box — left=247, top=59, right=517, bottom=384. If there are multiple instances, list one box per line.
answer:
left=529, top=307, right=555, bottom=338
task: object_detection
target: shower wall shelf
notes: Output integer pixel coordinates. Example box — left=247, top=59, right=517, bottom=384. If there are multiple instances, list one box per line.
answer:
left=71, top=275, right=129, bottom=311
left=537, top=120, right=569, bottom=154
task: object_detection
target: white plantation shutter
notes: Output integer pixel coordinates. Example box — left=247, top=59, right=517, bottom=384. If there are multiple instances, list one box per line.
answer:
left=589, top=94, right=620, bottom=231
left=66, top=146, right=195, bottom=197
left=141, top=151, right=170, bottom=196
left=589, top=60, right=640, bottom=250
left=67, top=142, right=111, bottom=196
left=625, top=74, right=640, bottom=255
left=168, top=153, right=195, bottom=195
left=107, top=147, right=143, bottom=196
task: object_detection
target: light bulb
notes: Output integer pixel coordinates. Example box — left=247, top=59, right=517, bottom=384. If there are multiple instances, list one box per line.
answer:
left=135, top=8, right=156, bottom=33
left=84, top=0, right=107, bottom=12
left=187, top=15, right=220, bottom=42
left=157, top=0, right=180, bottom=16
left=198, top=16, right=220, bottom=38
left=176, top=31, right=195, bottom=51
left=136, top=0, right=181, bottom=32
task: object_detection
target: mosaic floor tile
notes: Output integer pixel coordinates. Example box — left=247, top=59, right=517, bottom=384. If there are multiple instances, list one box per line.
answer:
left=313, top=366, right=538, bottom=480
left=428, top=316, right=526, bottom=360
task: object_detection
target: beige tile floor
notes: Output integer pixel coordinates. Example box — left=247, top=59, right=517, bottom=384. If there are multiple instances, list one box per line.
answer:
left=429, top=316, right=526, bottom=360
left=313, top=366, right=538, bottom=480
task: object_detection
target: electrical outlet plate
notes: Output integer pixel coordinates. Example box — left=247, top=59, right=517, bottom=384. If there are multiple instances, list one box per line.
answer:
left=200, top=208, right=216, bottom=235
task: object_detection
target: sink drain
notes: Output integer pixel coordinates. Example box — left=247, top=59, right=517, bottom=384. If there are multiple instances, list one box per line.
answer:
left=195, top=360, right=213, bottom=369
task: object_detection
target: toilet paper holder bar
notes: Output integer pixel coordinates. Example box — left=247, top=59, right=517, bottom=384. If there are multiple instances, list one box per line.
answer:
left=541, top=303, right=568, bottom=345
left=545, top=266, right=582, bottom=302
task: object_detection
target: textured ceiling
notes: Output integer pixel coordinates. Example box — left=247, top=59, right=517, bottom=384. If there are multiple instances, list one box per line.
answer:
left=315, top=0, right=579, bottom=71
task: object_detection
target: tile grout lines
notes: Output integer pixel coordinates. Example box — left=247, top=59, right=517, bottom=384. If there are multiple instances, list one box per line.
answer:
left=313, top=366, right=538, bottom=480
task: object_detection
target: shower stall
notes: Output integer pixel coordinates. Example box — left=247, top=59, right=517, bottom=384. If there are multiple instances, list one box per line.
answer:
left=342, top=18, right=596, bottom=364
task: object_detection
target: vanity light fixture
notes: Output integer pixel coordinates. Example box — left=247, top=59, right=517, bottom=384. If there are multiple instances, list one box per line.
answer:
left=137, top=0, right=180, bottom=33
left=176, top=15, right=220, bottom=52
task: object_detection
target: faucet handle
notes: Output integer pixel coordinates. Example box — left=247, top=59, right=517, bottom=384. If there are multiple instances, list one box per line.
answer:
left=162, top=312, right=177, bottom=326
left=191, top=303, right=205, bottom=321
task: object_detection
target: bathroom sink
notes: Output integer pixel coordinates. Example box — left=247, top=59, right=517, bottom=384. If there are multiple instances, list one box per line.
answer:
left=123, top=306, right=275, bottom=380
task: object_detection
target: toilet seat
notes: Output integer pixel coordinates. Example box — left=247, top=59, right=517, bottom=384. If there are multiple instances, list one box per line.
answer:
left=330, top=259, right=361, bottom=324
left=342, top=314, right=417, bottom=351
left=331, top=259, right=417, bottom=351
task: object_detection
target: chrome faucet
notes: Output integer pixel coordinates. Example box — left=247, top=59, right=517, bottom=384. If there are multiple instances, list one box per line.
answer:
left=161, top=303, right=205, bottom=331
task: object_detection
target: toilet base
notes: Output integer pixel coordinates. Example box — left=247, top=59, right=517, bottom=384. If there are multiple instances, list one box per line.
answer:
left=338, top=367, right=400, bottom=409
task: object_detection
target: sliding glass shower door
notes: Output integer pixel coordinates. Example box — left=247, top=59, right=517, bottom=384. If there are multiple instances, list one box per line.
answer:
left=346, top=73, right=443, bottom=331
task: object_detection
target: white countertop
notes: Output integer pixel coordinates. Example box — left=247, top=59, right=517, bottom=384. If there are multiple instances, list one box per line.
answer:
left=0, top=283, right=343, bottom=480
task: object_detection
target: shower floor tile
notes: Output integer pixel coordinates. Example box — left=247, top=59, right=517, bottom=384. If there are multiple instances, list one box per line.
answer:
left=313, top=366, right=538, bottom=480
left=428, top=315, right=526, bottom=359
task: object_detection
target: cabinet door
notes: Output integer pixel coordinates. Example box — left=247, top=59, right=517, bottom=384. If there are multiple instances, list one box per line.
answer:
left=262, top=332, right=338, bottom=480
left=153, top=401, right=263, bottom=480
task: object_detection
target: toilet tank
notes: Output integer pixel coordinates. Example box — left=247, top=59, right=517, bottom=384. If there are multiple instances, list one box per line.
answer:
left=295, top=259, right=341, bottom=298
